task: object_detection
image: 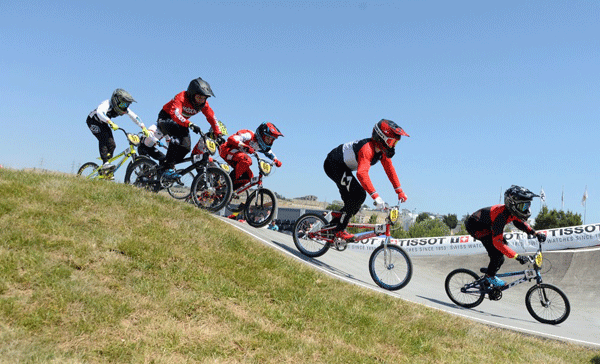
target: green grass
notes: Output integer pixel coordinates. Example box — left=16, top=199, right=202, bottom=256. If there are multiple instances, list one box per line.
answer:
left=0, top=168, right=599, bottom=363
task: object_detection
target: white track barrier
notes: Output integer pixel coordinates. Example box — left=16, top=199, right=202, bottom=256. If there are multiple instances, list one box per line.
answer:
left=347, top=222, right=600, bottom=256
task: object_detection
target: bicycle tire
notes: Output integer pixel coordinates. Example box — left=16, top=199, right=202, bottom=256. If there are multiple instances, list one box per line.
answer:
left=190, top=166, right=233, bottom=213
left=368, top=244, right=413, bottom=290
left=243, top=189, right=277, bottom=228
left=292, top=213, right=330, bottom=258
left=167, top=169, right=196, bottom=200
left=445, top=268, right=485, bottom=308
left=77, top=162, right=100, bottom=179
left=124, top=158, right=158, bottom=189
left=525, top=283, right=570, bottom=325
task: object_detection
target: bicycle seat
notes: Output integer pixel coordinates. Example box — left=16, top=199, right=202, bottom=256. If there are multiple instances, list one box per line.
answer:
left=480, top=268, right=489, bottom=274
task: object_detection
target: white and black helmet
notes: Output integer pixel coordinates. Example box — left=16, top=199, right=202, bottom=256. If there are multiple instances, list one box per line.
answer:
left=109, top=88, right=136, bottom=115
left=504, top=185, right=539, bottom=220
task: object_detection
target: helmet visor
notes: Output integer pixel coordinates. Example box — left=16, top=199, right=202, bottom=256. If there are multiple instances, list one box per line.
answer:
left=263, top=134, right=275, bottom=145
left=118, top=101, right=131, bottom=110
left=384, top=136, right=400, bottom=148
left=515, top=201, right=531, bottom=213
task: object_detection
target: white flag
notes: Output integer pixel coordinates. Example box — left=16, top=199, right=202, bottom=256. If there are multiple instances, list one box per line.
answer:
left=540, top=188, right=546, bottom=204
left=582, top=186, right=588, bottom=206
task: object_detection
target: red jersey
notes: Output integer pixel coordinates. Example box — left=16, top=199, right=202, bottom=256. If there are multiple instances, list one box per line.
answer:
left=161, top=91, right=220, bottom=134
left=468, top=204, right=535, bottom=258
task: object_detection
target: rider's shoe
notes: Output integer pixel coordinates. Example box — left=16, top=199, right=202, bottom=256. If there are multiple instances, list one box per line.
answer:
left=335, top=230, right=354, bottom=241
left=161, top=169, right=181, bottom=180
left=485, top=275, right=506, bottom=287
left=100, top=162, right=115, bottom=173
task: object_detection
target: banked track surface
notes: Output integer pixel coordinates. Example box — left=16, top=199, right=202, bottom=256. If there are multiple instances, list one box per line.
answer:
left=222, top=217, right=600, bottom=348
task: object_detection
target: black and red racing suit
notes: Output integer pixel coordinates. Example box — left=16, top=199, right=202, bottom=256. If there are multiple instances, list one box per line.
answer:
left=156, top=91, right=221, bottom=169
left=465, top=204, right=536, bottom=276
left=323, top=138, right=403, bottom=231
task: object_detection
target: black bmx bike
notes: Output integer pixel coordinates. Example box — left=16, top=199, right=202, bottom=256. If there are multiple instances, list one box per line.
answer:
left=444, top=240, right=570, bottom=325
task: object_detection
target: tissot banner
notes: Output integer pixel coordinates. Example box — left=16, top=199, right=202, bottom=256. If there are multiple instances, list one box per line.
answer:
left=348, top=223, right=600, bottom=256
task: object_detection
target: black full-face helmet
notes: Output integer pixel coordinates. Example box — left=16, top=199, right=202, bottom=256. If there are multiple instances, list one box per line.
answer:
left=187, top=77, right=215, bottom=108
left=109, top=88, right=136, bottom=115
left=504, top=185, right=539, bottom=220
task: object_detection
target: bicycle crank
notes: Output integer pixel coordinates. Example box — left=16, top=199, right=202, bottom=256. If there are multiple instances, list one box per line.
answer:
left=333, top=239, right=348, bottom=251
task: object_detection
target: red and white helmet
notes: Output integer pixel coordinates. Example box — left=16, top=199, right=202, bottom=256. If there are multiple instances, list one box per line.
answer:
left=256, top=122, right=283, bottom=150
left=371, top=119, right=409, bottom=158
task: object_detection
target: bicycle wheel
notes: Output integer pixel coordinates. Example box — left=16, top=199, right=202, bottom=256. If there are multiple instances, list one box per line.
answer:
left=369, top=244, right=413, bottom=291
left=77, top=162, right=100, bottom=179
left=445, top=268, right=485, bottom=308
left=191, top=166, right=233, bottom=212
left=124, top=158, right=158, bottom=189
left=292, top=213, right=331, bottom=258
left=243, top=188, right=277, bottom=228
left=525, top=283, right=570, bottom=325
left=167, top=169, right=196, bottom=199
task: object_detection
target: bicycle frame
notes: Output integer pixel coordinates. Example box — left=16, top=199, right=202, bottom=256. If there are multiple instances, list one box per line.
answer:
left=84, top=128, right=140, bottom=180
left=472, top=244, right=544, bottom=294
left=231, top=153, right=273, bottom=196
left=310, top=207, right=400, bottom=250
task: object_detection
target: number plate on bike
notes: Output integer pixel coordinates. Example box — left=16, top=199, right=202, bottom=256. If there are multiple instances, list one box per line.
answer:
left=525, top=269, right=536, bottom=279
left=374, top=224, right=386, bottom=234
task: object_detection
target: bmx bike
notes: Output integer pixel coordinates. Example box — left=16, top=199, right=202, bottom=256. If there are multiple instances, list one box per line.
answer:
left=221, top=153, right=278, bottom=228
left=444, top=240, right=570, bottom=325
left=77, top=128, right=142, bottom=181
left=292, top=206, right=413, bottom=291
left=124, top=127, right=232, bottom=206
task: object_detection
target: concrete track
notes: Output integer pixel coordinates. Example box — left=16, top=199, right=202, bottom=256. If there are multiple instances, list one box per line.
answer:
left=223, top=218, right=600, bottom=348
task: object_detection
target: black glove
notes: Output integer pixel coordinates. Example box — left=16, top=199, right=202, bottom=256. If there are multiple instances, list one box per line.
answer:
left=189, top=123, right=201, bottom=134
left=515, top=255, right=529, bottom=265
left=535, top=232, right=546, bottom=243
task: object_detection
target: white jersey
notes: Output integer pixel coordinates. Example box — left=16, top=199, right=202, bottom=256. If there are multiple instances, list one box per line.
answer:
left=88, top=100, right=145, bottom=130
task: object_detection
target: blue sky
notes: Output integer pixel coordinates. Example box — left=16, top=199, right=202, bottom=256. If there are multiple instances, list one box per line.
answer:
left=1, top=0, right=599, bottom=224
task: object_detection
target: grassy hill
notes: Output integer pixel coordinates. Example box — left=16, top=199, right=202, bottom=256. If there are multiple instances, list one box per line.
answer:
left=0, top=169, right=598, bottom=363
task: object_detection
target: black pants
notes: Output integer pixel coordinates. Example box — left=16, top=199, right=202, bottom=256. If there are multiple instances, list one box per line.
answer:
left=323, top=156, right=366, bottom=231
left=86, top=117, right=115, bottom=163
left=465, top=218, right=505, bottom=276
left=157, top=118, right=191, bottom=169
left=137, top=142, right=166, bottom=162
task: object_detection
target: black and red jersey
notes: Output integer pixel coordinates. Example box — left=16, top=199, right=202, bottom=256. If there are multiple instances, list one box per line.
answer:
left=468, top=204, right=535, bottom=258
left=327, top=138, right=401, bottom=199
left=160, top=91, right=220, bottom=134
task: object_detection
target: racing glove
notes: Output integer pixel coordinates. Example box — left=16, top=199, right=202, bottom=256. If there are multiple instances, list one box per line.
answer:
left=274, top=159, right=282, bottom=167
left=397, top=189, right=408, bottom=203
left=108, top=121, right=119, bottom=131
left=243, top=144, right=255, bottom=154
left=515, top=254, right=529, bottom=265
left=141, top=127, right=150, bottom=137
left=535, top=232, right=546, bottom=243
left=189, top=123, right=201, bottom=134
left=374, top=196, right=385, bottom=210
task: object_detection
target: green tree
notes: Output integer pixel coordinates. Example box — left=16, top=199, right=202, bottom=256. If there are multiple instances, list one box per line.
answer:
left=533, top=206, right=583, bottom=230
left=409, top=218, right=450, bottom=238
left=369, top=214, right=378, bottom=224
left=416, top=212, right=430, bottom=223
left=442, top=214, right=458, bottom=230
left=391, top=226, right=410, bottom=239
left=326, top=203, right=343, bottom=211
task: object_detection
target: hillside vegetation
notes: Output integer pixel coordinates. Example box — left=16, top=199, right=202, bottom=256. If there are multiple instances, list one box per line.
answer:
left=0, top=169, right=598, bottom=363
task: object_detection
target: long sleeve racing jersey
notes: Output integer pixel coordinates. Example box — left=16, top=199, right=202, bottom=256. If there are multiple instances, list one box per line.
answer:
left=88, top=100, right=145, bottom=130
left=468, top=204, right=536, bottom=258
left=328, top=138, right=401, bottom=200
left=160, top=91, right=220, bottom=134
left=220, top=129, right=277, bottom=161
